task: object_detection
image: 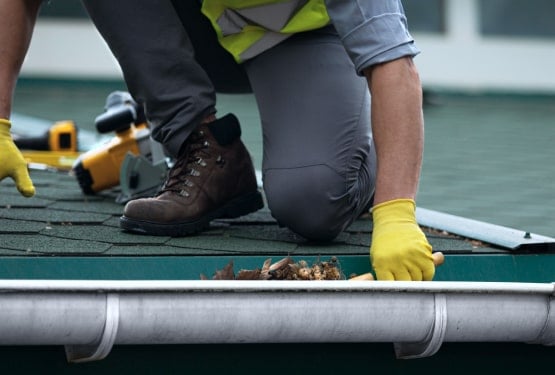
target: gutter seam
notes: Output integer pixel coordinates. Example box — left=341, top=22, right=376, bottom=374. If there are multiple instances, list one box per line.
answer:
left=394, top=293, right=448, bottom=359
left=530, top=284, right=555, bottom=346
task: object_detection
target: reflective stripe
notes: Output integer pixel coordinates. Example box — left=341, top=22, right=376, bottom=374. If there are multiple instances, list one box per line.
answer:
left=233, top=1, right=303, bottom=31
left=202, top=0, right=329, bottom=62
left=218, top=9, right=248, bottom=36
left=239, top=32, right=292, bottom=61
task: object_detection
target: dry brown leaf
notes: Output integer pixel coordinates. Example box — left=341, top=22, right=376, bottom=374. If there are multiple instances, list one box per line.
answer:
left=212, top=260, right=235, bottom=280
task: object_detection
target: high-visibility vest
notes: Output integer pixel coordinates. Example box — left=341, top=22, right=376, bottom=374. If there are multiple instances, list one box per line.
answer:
left=201, top=0, right=330, bottom=63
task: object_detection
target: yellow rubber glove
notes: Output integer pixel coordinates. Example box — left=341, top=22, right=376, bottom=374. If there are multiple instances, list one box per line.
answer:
left=370, top=199, right=434, bottom=281
left=0, top=118, right=35, bottom=197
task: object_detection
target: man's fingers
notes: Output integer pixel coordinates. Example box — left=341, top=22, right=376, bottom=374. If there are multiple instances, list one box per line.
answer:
left=13, top=168, right=35, bottom=197
left=432, top=252, right=445, bottom=266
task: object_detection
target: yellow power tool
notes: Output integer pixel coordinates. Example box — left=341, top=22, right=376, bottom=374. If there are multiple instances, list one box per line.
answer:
left=13, top=120, right=80, bottom=169
left=72, top=91, right=166, bottom=196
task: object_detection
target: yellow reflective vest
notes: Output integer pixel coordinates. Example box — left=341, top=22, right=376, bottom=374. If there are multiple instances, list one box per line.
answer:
left=201, top=0, right=329, bottom=63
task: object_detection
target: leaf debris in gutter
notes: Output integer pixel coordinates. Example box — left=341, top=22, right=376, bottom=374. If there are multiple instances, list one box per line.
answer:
left=201, top=256, right=349, bottom=281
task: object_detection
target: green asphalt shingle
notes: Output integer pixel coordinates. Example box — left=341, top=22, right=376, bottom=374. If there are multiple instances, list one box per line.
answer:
left=0, top=233, right=110, bottom=254
left=0, top=168, right=500, bottom=258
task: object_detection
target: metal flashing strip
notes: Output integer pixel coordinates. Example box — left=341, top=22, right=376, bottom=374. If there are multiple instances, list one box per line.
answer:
left=416, top=207, right=555, bottom=252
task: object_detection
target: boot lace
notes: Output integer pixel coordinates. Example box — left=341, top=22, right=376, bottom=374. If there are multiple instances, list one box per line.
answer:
left=157, top=130, right=212, bottom=197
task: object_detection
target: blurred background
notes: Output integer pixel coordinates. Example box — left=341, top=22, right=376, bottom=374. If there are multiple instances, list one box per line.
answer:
left=14, top=0, right=555, bottom=237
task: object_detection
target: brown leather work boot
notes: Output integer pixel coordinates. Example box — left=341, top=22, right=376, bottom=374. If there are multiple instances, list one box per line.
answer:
left=120, top=113, right=263, bottom=236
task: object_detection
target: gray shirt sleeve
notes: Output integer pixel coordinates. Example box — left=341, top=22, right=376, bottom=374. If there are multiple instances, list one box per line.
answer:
left=324, top=0, right=420, bottom=74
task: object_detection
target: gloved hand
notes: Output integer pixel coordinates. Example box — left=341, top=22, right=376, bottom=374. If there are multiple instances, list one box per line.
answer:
left=370, top=199, right=434, bottom=281
left=0, top=118, right=35, bottom=197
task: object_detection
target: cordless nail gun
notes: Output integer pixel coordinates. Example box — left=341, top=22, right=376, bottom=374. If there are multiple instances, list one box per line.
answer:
left=72, top=91, right=168, bottom=201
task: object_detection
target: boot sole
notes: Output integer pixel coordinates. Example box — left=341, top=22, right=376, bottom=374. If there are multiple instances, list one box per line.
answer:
left=119, top=191, right=264, bottom=237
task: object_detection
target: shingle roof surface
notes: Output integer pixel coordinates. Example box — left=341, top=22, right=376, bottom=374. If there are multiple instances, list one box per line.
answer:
left=0, top=168, right=491, bottom=258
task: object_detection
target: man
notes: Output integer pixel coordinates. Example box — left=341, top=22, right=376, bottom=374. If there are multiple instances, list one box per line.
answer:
left=4, top=0, right=434, bottom=280
left=0, top=0, right=41, bottom=198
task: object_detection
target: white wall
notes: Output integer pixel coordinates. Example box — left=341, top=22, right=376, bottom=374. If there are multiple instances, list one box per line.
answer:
left=21, top=0, right=555, bottom=94
left=414, top=0, right=555, bottom=93
left=21, top=19, right=122, bottom=79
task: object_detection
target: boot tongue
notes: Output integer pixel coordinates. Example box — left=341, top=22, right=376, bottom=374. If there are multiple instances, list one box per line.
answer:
left=207, top=113, right=241, bottom=146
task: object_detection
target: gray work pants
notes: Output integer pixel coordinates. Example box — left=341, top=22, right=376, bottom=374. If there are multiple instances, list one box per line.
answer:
left=82, top=0, right=375, bottom=241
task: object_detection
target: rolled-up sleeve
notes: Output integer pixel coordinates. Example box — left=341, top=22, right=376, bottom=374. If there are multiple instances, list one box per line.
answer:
left=324, top=0, right=420, bottom=74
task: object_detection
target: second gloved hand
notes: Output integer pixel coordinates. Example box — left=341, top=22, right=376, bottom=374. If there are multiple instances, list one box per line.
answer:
left=370, top=199, right=434, bottom=281
left=0, top=119, right=35, bottom=197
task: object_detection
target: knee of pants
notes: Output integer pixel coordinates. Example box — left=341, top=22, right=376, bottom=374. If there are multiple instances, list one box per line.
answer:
left=263, top=165, right=349, bottom=242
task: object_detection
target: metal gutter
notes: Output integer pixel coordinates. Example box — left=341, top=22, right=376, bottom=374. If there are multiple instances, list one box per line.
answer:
left=416, top=207, right=555, bottom=252
left=1, top=280, right=554, bottom=363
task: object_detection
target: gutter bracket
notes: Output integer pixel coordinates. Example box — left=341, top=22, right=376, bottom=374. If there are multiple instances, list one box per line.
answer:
left=530, top=285, right=555, bottom=346
left=394, top=294, right=447, bottom=359
left=65, top=293, right=120, bottom=363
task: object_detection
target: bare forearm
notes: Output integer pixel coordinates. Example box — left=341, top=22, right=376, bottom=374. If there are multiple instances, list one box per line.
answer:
left=0, top=0, right=42, bottom=118
left=364, top=56, right=424, bottom=206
